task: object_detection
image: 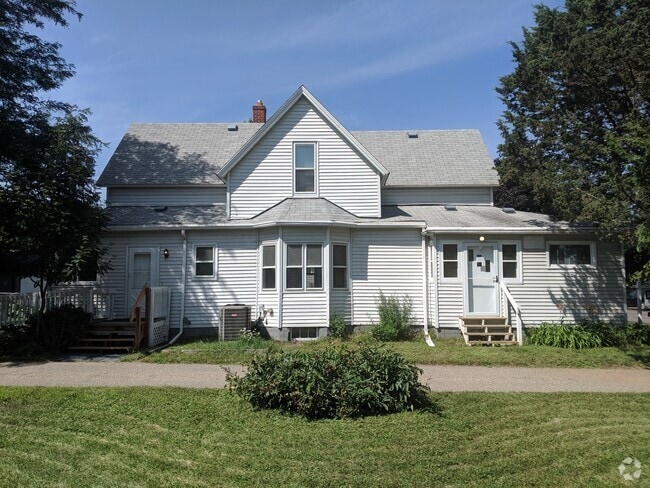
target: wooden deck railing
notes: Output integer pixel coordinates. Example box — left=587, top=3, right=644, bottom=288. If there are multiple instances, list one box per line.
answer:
left=0, top=286, right=116, bottom=326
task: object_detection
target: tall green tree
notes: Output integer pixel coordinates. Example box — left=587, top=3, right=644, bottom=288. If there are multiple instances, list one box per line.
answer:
left=495, top=0, right=649, bottom=280
left=0, top=0, right=107, bottom=309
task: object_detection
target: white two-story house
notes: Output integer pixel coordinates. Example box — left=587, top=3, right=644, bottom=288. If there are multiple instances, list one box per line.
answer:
left=96, top=86, right=627, bottom=343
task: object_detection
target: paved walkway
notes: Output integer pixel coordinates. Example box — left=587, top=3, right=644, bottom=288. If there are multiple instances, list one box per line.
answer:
left=1, top=360, right=649, bottom=392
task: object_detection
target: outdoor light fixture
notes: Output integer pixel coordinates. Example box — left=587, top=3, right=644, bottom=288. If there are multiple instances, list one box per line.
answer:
left=163, top=249, right=170, bottom=259
left=479, top=236, right=485, bottom=242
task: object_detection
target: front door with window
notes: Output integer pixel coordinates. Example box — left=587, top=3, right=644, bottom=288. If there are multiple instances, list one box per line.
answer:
left=466, top=244, right=499, bottom=315
left=127, top=248, right=158, bottom=311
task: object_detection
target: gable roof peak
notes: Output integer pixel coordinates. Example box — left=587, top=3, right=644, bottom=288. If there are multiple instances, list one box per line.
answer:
left=217, top=85, right=388, bottom=180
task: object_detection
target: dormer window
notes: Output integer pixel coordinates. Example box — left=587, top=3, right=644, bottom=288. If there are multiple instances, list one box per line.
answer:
left=294, top=143, right=316, bottom=194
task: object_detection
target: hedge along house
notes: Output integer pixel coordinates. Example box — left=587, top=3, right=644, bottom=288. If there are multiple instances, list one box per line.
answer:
left=96, top=86, right=627, bottom=344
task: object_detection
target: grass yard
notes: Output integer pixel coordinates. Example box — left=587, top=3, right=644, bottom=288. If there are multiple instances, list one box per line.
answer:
left=124, top=335, right=650, bottom=369
left=0, top=387, right=648, bottom=487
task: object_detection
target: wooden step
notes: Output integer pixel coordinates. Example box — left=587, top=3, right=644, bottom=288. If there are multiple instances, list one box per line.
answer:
left=460, top=317, right=508, bottom=326
left=468, top=340, right=518, bottom=346
left=68, top=345, right=133, bottom=351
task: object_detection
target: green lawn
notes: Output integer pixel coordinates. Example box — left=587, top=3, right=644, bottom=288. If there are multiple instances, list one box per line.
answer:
left=0, top=387, right=647, bottom=487
left=124, top=335, right=650, bottom=369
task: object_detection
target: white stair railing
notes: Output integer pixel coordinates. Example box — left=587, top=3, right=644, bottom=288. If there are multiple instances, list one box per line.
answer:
left=500, top=282, right=523, bottom=346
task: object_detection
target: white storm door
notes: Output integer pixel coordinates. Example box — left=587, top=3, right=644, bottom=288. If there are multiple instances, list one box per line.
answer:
left=127, top=248, right=158, bottom=311
left=466, top=244, right=499, bottom=315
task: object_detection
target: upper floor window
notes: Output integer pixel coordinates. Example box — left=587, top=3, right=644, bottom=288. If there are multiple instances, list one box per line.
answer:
left=548, top=242, right=595, bottom=266
left=294, top=143, right=316, bottom=194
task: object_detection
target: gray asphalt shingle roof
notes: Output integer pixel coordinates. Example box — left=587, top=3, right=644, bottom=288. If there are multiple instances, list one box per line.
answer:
left=351, top=130, right=498, bottom=187
left=97, top=124, right=497, bottom=188
left=248, top=198, right=362, bottom=224
left=97, top=123, right=263, bottom=186
left=106, top=205, right=227, bottom=229
left=106, top=201, right=581, bottom=233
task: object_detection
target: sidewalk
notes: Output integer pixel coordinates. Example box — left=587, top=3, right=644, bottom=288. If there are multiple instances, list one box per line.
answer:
left=1, top=361, right=649, bottom=392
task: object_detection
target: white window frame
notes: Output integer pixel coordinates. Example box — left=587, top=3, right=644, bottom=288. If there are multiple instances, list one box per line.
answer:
left=546, top=241, right=596, bottom=268
left=500, top=241, right=522, bottom=284
left=193, top=244, right=217, bottom=280
left=331, top=242, right=349, bottom=290
left=285, top=243, right=323, bottom=291
left=261, top=243, right=276, bottom=290
left=439, top=241, right=461, bottom=282
left=293, top=142, right=318, bottom=196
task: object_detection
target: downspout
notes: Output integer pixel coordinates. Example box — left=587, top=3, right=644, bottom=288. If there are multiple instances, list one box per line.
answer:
left=422, top=232, right=435, bottom=347
left=160, top=229, right=187, bottom=348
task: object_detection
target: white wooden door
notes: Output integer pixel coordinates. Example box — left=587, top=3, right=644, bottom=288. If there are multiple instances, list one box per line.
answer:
left=466, top=244, right=499, bottom=315
left=127, top=248, right=158, bottom=311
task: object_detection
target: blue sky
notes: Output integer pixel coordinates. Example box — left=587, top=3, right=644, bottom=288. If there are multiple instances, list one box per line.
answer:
left=38, top=0, right=563, bottom=179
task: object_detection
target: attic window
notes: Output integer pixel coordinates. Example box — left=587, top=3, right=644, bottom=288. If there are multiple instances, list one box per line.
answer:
left=444, top=204, right=457, bottom=211
left=407, top=131, right=418, bottom=138
left=227, top=124, right=238, bottom=131
left=501, top=207, right=516, bottom=214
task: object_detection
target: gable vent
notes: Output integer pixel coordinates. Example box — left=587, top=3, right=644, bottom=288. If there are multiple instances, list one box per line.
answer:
left=227, top=124, right=238, bottom=131
left=501, top=207, right=516, bottom=214
left=407, top=131, right=418, bottom=138
left=444, top=204, right=457, bottom=211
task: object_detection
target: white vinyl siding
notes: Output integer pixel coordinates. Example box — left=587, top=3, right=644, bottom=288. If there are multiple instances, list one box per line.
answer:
left=281, top=227, right=328, bottom=329
left=99, top=230, right=258, bottom=332
left=429, top=234, right=626, bottom=329
left=107, top=187, right=226, bottom=206
left=351, top=228, right=424, bottom=326
left=330, top=227, right=351, bottom=324
left=506, top=239, right=625, bottom=325
left=381, top=187, right=493, bottom=206
left=229, top=98, right=381, bottom=218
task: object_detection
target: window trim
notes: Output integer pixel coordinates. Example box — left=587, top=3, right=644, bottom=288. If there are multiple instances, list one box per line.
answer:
left=193, top=244, right=217, bottom=280
left=285, top=242, right=323, bottom=291
left=440, top=241, right=461, bottom=282
left=546, top=241, right=596, bottom=268
left=500, top=241, right=522, bottom=284
left=293, top=142, right=318, bottom=196
left=261, top=243, right=277, bottom=290
left=331, top=242, right=349, bottom=290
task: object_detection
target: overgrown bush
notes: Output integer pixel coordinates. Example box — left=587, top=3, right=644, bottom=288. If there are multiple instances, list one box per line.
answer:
left=227, top=343, right=431, bottom=420
left=1, top=304, right=91, bottom=356
left=30, top=304, right=92, bottom=354
left=579, top=321, right=650, bottom=347
left=371, top=292, right=413, bottom=341
left=526, top=322, right=602, bottom=349
left=329, top=312, right=347, bottom=339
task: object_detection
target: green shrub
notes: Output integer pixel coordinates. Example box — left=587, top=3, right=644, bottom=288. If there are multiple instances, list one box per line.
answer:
left=579, top=320, right=650, bottom=347
left=526, top=322, right=602, bottom=349
left=227, top=343, right=431, bottom=420
left=30, top=304, right=92, bottom=354
left=371, top=292, right=413, bottom=341
left=329, top=312, right=347, bottom=339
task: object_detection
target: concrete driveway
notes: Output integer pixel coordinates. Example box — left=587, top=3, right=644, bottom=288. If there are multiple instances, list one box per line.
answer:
left=1, top=361, right=649, bottom=392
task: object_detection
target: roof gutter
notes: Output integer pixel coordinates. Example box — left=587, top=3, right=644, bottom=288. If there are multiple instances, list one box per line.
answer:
left=423, top=226, right=598, bottom=234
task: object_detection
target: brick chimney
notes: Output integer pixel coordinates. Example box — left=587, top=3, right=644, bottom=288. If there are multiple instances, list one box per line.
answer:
left=252, top=100, right=266, bottom=123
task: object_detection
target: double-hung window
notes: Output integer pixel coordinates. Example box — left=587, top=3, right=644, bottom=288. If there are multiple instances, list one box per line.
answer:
left=195, top=246, right=216, bottom=278
left=332, top=243, right=348, bottom=289
left=294, top=143, right=316, bottom=194
left=501, top=242, right=521, bottom=283
left=286, top=244, right=323, bottom=290
left=442, top=243, right=459, bottom=279
left=261, top=244, right=276, bottom=289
